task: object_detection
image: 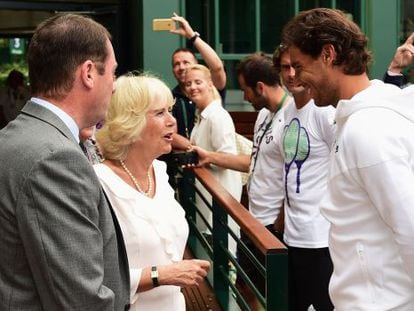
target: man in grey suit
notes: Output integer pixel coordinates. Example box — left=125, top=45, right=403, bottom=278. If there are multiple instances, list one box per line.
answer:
left=0, top=14, right=130, bottom=310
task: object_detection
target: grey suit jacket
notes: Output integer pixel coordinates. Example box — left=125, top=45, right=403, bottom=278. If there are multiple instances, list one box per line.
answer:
left=0, top=101, right=130, bottom=310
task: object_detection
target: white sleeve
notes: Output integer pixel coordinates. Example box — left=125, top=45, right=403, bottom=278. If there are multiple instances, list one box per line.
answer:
left=209, top=112, right=237, bottom=154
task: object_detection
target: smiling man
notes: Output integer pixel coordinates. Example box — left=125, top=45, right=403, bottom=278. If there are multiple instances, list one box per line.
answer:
left=282, top=8, right=414, bottom=310
left=273, top=44, right=336, bottom=311
left=169, top=14, right=226, bottom=149
left=161, top=14, right=227, bottom=189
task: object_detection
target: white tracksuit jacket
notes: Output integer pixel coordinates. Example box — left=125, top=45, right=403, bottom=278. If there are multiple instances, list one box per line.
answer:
left=321, top=80, right=414, bottom=310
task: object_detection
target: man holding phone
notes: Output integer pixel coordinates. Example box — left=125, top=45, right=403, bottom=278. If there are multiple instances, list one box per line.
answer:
left=169, top=13, right=227, bottom=149
left=160, top=13, right=227, bottom=187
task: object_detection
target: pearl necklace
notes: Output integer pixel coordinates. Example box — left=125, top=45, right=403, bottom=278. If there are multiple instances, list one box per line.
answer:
left=119, top=160, right=152, bottom=196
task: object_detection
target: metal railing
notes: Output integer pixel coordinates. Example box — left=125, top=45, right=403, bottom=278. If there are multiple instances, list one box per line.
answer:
left=176, top=167, right=288, bottom=310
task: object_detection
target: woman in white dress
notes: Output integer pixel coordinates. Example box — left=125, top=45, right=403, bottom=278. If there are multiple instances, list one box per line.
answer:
left=94, top=73, right=210, bottom=311
left=184, top=64, right=242, bottom=255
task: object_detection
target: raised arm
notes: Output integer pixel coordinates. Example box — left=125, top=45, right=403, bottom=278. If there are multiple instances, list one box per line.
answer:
left=171, top=13, right=226, bottom=90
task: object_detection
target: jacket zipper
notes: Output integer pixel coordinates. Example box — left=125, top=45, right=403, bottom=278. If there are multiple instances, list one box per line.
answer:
left=356, top=242, right=376, bottom=304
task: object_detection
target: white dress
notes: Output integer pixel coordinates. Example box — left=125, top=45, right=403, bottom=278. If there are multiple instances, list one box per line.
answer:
left=94, top=160, right=189, bottom=311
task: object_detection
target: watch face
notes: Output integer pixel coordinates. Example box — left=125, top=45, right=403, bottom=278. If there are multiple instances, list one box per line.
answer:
left=151, top=266, right=159, bottom=286
left=151, top=266, right=158, bottom=277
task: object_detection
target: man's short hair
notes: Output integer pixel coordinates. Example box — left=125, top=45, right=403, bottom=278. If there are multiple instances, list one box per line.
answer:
left=281, top=8, right=372, bottom=75
left=28, top=14, right=111, bottom=99
left=171, top=48, right=197, bottom=64
left=236, top=52, right=281, bottom=88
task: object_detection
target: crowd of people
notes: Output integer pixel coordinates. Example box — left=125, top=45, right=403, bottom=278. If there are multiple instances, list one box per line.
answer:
left=0, top=7, right=413, bottom=311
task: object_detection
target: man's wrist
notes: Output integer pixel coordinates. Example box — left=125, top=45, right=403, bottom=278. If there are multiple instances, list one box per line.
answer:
left=388, top=60, right=403, bottom=74
left=387, top=69, right=403, bottom=76
left=188, top=31, right=200, bottom=45
left=206, top=151, right=216, bottom=166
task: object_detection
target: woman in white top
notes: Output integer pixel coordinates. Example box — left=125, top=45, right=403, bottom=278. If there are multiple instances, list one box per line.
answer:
left=94, top=73, right=210, bottom=311
left=184, top=64, right=242, bottom=255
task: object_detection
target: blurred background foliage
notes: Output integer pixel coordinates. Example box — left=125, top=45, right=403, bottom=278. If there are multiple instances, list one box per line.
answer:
left=0, top=38, right=28, bottom=86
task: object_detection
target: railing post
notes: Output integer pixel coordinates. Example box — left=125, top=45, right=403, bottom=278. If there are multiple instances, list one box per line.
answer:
left=266, top=251, right=288, bottom=310
left=179, top=169, right=197, bottom=248
left=212, top=199, right=229, bottom=310
left=179, top=167, right=289, bottom=310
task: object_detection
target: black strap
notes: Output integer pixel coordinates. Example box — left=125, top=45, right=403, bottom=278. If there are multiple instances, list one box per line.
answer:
left=79, top=142, right=88, bottom=156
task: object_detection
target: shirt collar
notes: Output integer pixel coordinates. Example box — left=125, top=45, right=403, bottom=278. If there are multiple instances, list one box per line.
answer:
left=200, top=99, right=221, bottom=119
left=30, top=97, right=80, bottom=143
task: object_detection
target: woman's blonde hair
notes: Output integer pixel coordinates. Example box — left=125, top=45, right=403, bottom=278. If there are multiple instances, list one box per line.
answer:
left=185, top=64, right=220, bottom=100
left=96, top=72, right=174, bottom=160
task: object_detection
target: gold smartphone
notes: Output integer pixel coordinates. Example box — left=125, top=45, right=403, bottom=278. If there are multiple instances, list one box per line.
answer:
left=152, top=19, right=176, bottom=31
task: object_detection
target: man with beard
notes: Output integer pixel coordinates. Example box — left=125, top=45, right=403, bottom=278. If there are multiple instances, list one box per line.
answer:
left=273, top=44, right=335, bottom=311
left=282, top=8, right=414, bottom=310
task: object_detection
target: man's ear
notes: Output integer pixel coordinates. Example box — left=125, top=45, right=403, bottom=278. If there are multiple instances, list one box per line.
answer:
left=81, top=60, right=94, bottom=89
left=255, top=81, right=265, bottom=96
left=321, top=44, right=336, bottom=64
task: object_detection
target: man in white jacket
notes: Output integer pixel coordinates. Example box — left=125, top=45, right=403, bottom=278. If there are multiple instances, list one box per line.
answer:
left=282, top=8, right=414, bottom=310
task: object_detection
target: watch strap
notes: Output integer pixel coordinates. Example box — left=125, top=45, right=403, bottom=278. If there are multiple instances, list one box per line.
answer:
left=188, top=31, right=200, bottom=45
left=151, top=266, right=159, bottom=287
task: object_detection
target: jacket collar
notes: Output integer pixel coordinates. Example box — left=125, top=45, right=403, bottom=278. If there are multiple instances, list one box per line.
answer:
left=335, top=80, right=403, bottom=127
left=21, top=100, right=79, bottom=145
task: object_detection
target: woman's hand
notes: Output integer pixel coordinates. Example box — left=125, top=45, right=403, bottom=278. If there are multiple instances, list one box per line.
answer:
left=158, top=259, right=211, bottom=287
